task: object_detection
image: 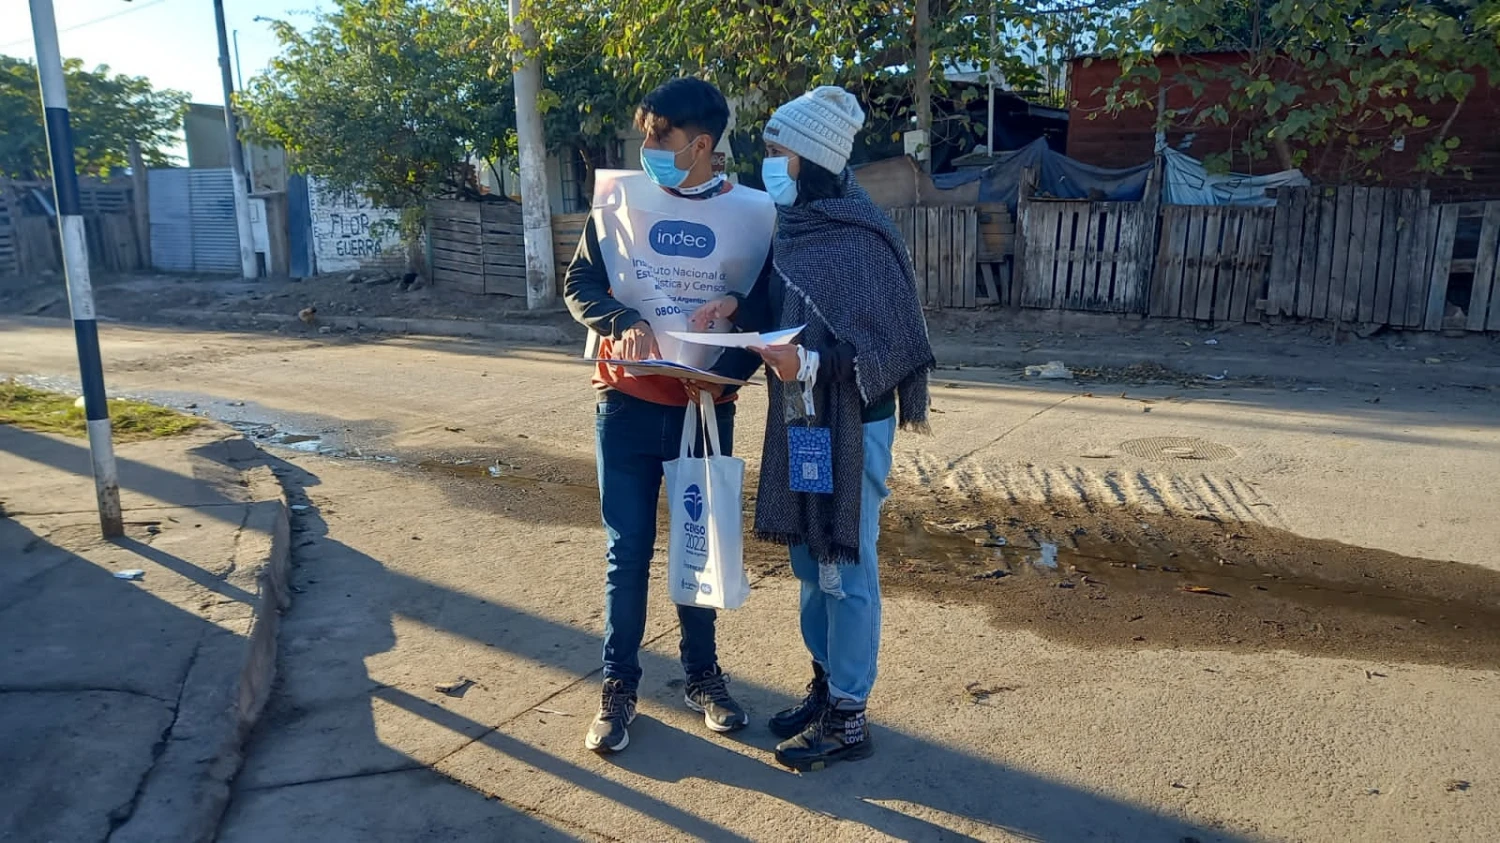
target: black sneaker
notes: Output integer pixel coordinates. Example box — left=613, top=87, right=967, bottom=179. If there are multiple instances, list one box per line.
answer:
left=584, top=678, right=637, bottom=753
left=774, top=704, right=873, bottom=772
left=769, top=662, right=829, bottom=739
left=684, top=666, right=749, bottom=733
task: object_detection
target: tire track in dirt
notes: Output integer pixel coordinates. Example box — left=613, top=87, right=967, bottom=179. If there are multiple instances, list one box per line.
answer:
left=892, top=454, right=1286, bottom=528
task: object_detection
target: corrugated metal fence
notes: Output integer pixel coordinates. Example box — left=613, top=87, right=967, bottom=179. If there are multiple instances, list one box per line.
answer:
left=149, top=168, right=241, bottom=274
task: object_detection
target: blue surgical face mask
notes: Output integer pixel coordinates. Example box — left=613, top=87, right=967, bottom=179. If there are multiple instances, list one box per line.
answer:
left=640, top=137, right=702, bottom=188
left=762, top=156, right=798, bottom=206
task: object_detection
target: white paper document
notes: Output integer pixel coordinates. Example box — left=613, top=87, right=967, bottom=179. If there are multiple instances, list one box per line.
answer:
left=663, top=325, right=804, bottom=350
left=581, top=358, right=756, bottom=387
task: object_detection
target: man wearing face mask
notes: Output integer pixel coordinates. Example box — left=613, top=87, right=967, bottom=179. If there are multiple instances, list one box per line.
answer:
left=564, top=78, right=775, bottom=755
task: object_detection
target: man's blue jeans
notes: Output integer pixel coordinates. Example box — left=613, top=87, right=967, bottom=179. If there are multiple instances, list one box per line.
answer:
left=788, top=417, right=895, bottom=706
left=596, top=391, right=735, bottom=688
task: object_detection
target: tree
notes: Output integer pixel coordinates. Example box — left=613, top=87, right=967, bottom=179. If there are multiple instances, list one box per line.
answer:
left=988, top=1, right=1136, bottom=109
left=517, top=1, right=1102, bottom=176
left=0, top=55, right=188, bottom=180
left=533, top=1, right=973, bottom=175
left=239, top=0, right=515, bottom=230
left=453, top=0, right=638, bottom=200
left=1095, top=0, right=1500, bottom=182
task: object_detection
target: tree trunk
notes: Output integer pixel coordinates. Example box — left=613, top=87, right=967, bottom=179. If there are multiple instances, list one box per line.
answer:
left=914, top=0, right=932, bottom=173
left=1273, top=136, right=1295, bottom=172
left=508, top=0, right=556, bottom=310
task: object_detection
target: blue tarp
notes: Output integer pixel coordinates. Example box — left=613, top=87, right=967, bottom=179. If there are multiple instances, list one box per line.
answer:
left=1160, top=148, right=1308, bottom=206
left=932, top=138, right=1308, bottom=211
left=932, top=138, right=1153, bottom=210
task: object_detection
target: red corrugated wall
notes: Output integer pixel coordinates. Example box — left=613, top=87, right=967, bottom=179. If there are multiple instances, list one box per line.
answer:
left=1067, top=54, right=1500, bottom=201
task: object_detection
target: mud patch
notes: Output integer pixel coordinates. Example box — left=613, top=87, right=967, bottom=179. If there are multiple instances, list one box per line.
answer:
left=865, top=498, right=1500, bottom=670
left=400, top=446, right=1500, bottom=669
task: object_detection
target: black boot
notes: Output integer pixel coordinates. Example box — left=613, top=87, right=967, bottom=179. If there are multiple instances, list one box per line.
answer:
left=769, top=662, right=829, bottom=739
left=774, top=702, right=872, bottom=772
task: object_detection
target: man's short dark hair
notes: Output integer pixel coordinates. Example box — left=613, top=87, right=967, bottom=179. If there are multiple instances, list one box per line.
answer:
left=635, top=78, right=730, bottom=147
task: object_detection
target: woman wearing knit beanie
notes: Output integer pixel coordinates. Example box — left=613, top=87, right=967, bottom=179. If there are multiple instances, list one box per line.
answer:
left=690, top=86, right=935, bottom=771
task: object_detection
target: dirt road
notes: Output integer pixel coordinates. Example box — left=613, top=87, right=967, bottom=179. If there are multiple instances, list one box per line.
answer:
left=3, top=317, right=1498, bottom=841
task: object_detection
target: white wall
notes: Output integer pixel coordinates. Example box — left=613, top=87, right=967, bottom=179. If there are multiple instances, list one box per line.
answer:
left=307, top=177, right=405, bottom=274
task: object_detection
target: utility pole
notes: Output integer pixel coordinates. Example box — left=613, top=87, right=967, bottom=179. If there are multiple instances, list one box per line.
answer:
left=914, top=0, right=933, bottom=173
left=213, top=0, right=258, bottom=278
left=28, top=0, right=123, bottom=538
left=128, top=140, right=151, bottom=267
left=232, top=29, right=244, bottom=90
left=987, top=1, right=996, bottom=156
left=508, top=0, right=556, bottom=310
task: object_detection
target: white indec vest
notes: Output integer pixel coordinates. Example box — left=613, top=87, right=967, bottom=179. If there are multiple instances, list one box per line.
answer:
left=587, top=170, right=775, bottom=370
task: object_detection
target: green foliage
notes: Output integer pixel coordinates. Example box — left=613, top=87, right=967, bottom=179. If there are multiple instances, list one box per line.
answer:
left=531, top=1, right=972, bottom=170
left=454, top=0, right=638, bottom=172
left=1096, top=0, right=1500, bottom=181
left=238, top=0, right=515, bottom=217
left=0, top=55, right=188, bottom=180
left=511, top=1, right=1116, bottom=172
left=987, top=1, right=1135, bottom=109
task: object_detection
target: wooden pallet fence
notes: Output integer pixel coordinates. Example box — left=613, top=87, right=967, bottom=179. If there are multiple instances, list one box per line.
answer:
left=975, top=203, right=1014, bottom=305
left=1019, top=199, right=1152, bottom=313
left=0, top=187, right=18, bottom=276
left=0, top=179, right=140, bottom=277
left=1150, top=205, right=1273, bottom=322
left=885, top=206, right=979, bottom=309
left=1421, top=200, right=1500, bottom=332
left=427, top=199, right=529, bottom=296
left=479, top=201, right=526, bottom=297
left=1266, top=186, right=1433, bottom=327
left=551, top=212, right=590, bottom=293
left=427, top=200, right=485, bottom=294
left=84, top=214, right=142, bottom=272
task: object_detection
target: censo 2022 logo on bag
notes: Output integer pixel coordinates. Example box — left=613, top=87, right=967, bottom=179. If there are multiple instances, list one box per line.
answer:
left=681, top=484, right=708, bottom=569
left=682, top=484, right=704, bottom=522
left=649, top=220, right=716, bottom=258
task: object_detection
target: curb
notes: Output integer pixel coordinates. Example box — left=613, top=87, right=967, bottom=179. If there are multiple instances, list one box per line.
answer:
left=156, top=308, right=578, bottom=346
left=109, top=442, right=291, bottom=843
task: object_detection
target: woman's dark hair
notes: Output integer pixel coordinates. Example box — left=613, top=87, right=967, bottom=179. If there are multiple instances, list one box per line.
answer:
left=795, top=160, right=845, bottom=205
left=635, top=78, right=730, bottom=147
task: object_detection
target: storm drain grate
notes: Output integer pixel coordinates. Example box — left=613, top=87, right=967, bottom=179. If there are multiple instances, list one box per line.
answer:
left=1120, top=436, right=1236, bottom=462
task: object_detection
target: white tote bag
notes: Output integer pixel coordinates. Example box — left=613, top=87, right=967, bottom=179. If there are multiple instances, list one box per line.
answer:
left=665, top=394, right=751, bottom=610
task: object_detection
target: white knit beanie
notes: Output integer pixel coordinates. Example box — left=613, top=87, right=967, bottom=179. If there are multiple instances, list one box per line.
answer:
left=763, top=86, right=866, bottom=175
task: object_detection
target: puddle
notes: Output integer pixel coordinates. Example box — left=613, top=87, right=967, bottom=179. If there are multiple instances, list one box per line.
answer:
left=224, top=417, right=394, bottom=462
left=877, top=505, right=1500, bottom=670
left=230, top=421, right=339, bottom=454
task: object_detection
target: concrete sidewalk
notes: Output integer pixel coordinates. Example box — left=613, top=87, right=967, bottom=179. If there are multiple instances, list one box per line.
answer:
left=0, top=425, right=290, bottom=843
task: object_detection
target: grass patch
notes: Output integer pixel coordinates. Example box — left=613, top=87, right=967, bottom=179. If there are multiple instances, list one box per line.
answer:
left=0, top=380, right=201, bottom=442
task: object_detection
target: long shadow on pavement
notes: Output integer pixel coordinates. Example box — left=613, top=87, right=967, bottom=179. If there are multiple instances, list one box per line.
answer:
left=220, top=452, right=1253, bottom=843
left=0, top=438, right=617, bottom=843
left=6, top=425, right=1252, bottom=841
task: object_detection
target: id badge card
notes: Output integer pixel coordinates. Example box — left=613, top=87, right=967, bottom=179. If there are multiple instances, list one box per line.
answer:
left=788, top=426, right=834, bottom=495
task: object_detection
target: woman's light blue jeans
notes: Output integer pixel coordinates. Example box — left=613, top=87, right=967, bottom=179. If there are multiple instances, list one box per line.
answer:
left=788, top=417, right=896, bottom=707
